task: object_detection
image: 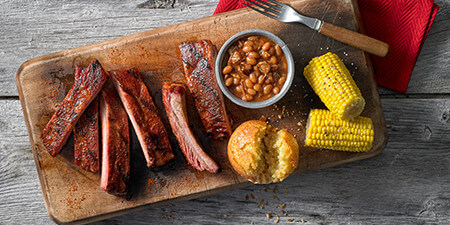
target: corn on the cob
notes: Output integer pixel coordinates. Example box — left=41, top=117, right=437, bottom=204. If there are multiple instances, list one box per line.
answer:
left=305, top=109, right=374, bottom=152
left=304, top=52, right=365, bottom=120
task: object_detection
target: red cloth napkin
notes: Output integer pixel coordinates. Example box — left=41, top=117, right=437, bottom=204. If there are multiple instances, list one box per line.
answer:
left=214, top=0, right=439, bottom=93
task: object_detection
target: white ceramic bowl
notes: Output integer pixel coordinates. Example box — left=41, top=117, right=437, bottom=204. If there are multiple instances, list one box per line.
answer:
left=215, top=29, right=294, bottom=109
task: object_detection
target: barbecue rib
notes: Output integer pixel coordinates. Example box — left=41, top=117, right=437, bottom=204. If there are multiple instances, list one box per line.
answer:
left=100, top=83, right=130, bottom=196
left=162, top=82, right=219, bottom=173
left=110, top=68, right=174, bottom=167
left=179, top=40, right=232, bottom=140
left=41, top=60, right=109, bottom=157
left=73, top=65, right=100, bottom=173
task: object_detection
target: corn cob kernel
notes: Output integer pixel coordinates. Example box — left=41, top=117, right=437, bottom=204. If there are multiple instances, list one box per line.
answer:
left=305, top=109, right=374, bottom=152
left=304, top=52, right=365, bottom=120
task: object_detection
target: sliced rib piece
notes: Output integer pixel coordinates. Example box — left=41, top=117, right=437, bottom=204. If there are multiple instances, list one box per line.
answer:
left=73, top=65, right=100, bottom=173
left=100, top=83, right=130, bottom=196
left=179, top=40, right=232, bottom=140
left=110, top=68, right=173, bottom=167
left=162, top=82, right=219, bottom=173
left=74, top=97, right=99, bottom=172
left=41, top=60, right=109, bottom=157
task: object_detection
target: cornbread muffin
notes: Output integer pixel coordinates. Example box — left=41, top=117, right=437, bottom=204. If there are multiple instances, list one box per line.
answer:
left=228, top=120, right=299, bottom=184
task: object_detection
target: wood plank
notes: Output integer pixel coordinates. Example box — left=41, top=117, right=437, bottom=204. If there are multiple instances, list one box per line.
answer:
left=16, top=0, right=388, bottom=222
left=1, top=98, right=449, bottom=224
left=376, top=0, right=449, bottom=95
left=0, top=0, right=448, bottom=96
left=0, top=0, right=218, bottom=96
left=405, top=0, right=450, bottom=94
left=0, top=0, right=449, bottom=224
left=0, top=100, right=54, bottom=224
left=91, top=98, right=450, bottom=224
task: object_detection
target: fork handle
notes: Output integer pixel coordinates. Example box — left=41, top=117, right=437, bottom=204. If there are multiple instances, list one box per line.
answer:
left=319, top=22, right=389, bottom=57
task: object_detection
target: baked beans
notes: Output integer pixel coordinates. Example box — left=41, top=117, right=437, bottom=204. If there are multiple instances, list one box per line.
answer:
left=223, top=35, right=288, bottom=102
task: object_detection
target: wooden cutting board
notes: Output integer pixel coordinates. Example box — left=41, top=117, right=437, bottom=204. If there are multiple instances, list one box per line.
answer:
left=16, top=0, right=387, bottom=224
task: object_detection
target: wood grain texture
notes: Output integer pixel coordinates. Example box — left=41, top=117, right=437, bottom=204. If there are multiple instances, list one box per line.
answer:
left=15, top=0, right=387, bottom=222
left=319, top=21, right=389, bottom=57
left=0, top=0, right=448, bottom=96
left=0, top=0, right=449, bottom=224
left=378, top=0, right=450, bottom=95
left=0, top=100, right=55, bottom=225
left=0, top=0, right=217, bottom=97
left=1, top=98, right=450, bottom=224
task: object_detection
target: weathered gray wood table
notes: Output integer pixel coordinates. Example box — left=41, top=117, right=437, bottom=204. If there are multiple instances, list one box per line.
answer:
left=1, top=0, right=449, bottom=224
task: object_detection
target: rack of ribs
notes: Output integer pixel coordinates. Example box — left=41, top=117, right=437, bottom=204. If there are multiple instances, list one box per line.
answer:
left=100, top=83, right=130, bottom=196
left=41, top=60, right=108, bottom=157
left=110, top=68, right=174, bottom=167
left=73, top=65, right=100, bottom=173
left=179, top=40, right=232, bottom=140
left=162, top=82, right=219, bottom=173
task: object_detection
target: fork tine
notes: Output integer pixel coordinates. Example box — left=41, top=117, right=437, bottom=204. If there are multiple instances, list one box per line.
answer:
left=265, top=0, right=284, bottom=7
left=241, top=2, right=279, bottom=20
left=243, top=0, right=280, bottom=15
left=251, top=0, right=282, bottom=11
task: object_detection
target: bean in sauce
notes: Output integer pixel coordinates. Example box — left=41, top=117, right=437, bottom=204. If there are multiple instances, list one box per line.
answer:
left=223, top=35, right=288, bottom=102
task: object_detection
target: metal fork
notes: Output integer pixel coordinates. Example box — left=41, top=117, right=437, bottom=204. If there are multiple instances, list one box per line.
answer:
left=242, top=0, right=389, bottom=57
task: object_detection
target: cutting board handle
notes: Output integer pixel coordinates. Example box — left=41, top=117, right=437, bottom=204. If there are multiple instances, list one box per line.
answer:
left=319, top=21, right=389, bottom=57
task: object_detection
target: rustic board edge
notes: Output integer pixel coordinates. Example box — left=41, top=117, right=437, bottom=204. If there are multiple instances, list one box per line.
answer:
left=352, top=0, right=389, bottom=161
left=14, top=9, right=246, bottom=224
left=15, top=0, right=388, bottom=223
left=16, top=63, right=55, bottom=223
left=47, top=182, right=251, bottom=225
